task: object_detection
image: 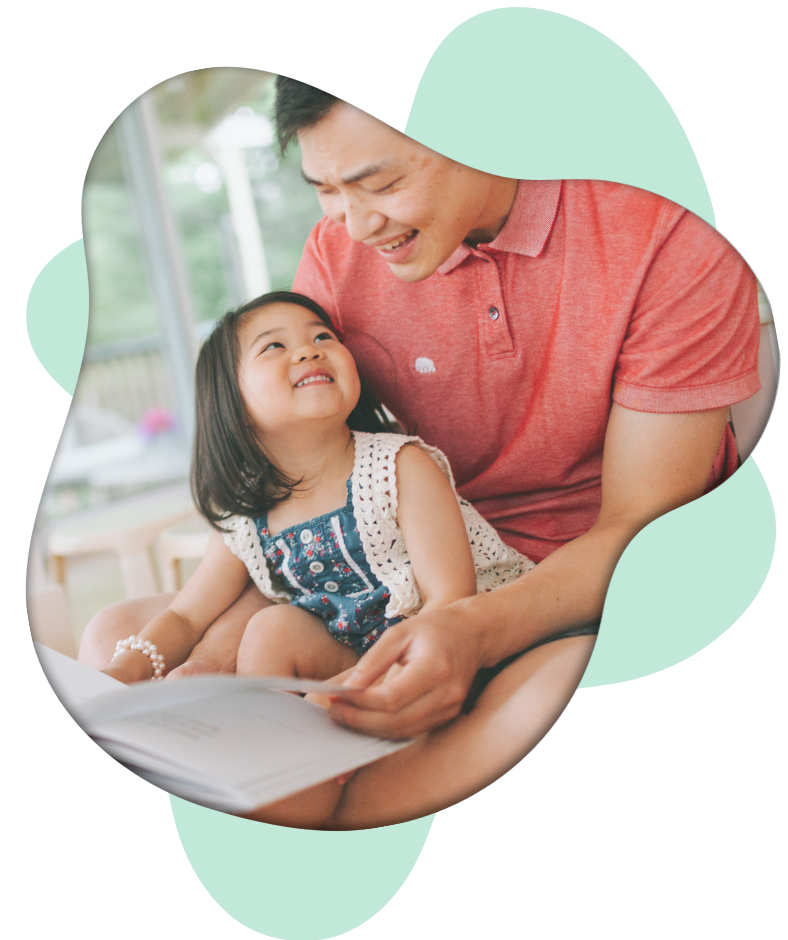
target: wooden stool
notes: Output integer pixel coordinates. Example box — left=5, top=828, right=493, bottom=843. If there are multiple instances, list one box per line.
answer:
left=28, top=532, right=77, bottom=658
left=47, top=490, right=194, bottom=599
left=156, top=514, right=212, bottom=593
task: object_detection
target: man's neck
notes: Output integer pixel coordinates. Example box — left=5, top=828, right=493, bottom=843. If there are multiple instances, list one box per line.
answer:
left=465, top=176, right=519, bottom=247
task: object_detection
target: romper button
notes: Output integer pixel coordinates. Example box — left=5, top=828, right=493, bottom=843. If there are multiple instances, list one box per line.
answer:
left=309, top=561, right=324, bottom=573
left=488, top=306, right=499, bottom=320
left=324, top=581, right=339, bottom=593
left=300, top=529, right=314, bottom=544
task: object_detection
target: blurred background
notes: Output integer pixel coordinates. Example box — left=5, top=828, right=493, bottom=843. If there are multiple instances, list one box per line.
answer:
left=31, top=68, right=324, bottom=653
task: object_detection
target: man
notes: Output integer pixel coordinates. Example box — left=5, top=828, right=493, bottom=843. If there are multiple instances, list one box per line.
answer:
left=278, top=77, right=759, bottom=824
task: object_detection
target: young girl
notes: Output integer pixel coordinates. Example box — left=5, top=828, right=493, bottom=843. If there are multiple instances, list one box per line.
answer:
left=100, top=290, right=533, bottom=820
left=103, top=289, right=532, bottom=687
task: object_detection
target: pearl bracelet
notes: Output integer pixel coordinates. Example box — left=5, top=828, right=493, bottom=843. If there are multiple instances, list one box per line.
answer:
left=112, top=635, right=166, bottom=680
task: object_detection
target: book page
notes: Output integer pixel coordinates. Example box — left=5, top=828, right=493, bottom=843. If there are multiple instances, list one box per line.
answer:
left=91, top=688, right=410, bottom=810
left=35, top=643, right=410, bottom=812
left=35, top=643, right=124, bottom=707
left=88, top=688, right=398, bottom=786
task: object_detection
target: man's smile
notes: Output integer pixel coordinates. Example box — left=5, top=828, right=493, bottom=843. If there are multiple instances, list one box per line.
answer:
left=372, top=230, right=419, bottom=264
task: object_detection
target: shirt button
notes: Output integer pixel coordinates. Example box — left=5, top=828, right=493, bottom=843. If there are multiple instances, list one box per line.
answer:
left=309, top=561, right=324, bottom=573
left=488, top=306, right=500, bottom=320
left=299, top=529, right=314, bottom=544
left=324, top=581, right=339, bottom=593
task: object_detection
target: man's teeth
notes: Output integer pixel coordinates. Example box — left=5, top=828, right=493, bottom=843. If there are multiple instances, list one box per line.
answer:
left=381, top=231, right=415, bottom=251
left=295, top=375, right=333, bottom=388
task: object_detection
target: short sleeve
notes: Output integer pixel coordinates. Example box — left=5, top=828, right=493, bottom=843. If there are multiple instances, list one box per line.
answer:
left=613, top=209, right=761, bottom=413
left=292, top=219, right=342, bottom=326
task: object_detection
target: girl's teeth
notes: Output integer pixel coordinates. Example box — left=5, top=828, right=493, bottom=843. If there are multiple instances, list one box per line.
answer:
left=296, top=375, right=333, bottom=387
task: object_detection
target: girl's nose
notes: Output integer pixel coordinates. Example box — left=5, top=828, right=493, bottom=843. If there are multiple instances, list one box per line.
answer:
left=292, top=345, right=326, bottom=363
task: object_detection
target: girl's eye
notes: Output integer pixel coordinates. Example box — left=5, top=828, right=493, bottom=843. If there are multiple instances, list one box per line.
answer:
left=314, top=332, right=335, bottom=343
left=261, top=341, right=284, bottom=353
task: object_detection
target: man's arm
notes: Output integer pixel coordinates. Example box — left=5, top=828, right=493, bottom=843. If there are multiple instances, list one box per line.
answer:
left=329, top=403, right=730, bottom=738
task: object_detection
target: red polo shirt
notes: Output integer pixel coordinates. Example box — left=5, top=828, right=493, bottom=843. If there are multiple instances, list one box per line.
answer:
left=293, top=180, right=760, bottom=562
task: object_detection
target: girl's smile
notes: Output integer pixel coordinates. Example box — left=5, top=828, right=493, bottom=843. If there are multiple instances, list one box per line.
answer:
left=293, top=368, right=334, bottom=388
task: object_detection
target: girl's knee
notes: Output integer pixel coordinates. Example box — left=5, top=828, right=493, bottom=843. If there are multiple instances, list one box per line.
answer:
left=85, top=599, right=126, bottom=632
left=246, top=604, right=324, bottom=639
left=238, top=606, right=298, bottom=669
left=244, top=604, right=298, bottom=640
left=237, top=606, right=327, bottom=676
left=78, top=595, right=174, bottom=667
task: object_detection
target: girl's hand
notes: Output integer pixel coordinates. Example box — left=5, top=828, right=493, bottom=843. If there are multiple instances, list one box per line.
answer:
left=101, top=666, right=137, bottom=684
left=165, top=659, right=223, bottom=680
left=100, top=651, right=155, bottom=685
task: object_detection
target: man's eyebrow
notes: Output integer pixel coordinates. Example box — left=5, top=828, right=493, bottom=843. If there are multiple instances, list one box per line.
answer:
left=301, top=162, right=395, bottom=187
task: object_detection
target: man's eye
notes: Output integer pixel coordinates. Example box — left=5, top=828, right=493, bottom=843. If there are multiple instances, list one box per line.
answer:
left=373, top=177, right=403, bottom=194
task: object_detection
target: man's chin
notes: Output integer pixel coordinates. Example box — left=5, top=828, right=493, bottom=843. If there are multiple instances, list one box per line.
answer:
left=386, top=259, right=438, bottom=283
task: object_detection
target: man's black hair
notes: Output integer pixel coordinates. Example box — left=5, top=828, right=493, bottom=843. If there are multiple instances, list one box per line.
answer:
left=191, top=290, right=398, bottom=531
left=274, top=76, right=339, bottom=154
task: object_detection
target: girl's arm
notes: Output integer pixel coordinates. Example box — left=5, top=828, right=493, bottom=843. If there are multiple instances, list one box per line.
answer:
left=393, top=444, right=477, bottom=611
left=322, top=445, right=476, bottom=727
left=103, top=531, right=251, bottom=683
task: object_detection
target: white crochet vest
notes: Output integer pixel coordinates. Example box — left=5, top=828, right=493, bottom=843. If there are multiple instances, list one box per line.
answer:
left=222, top=431, right=534, bottom=619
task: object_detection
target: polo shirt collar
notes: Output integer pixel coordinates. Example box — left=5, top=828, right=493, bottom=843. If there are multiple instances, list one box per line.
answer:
left=437, top=179, right=562, bottom=274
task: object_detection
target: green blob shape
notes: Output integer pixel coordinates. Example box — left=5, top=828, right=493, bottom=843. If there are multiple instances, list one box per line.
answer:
left=170, top=797, right=434, bottom=939
left=406, top=8, right=714, bottom=225
left=26, top=239, right=89, bottom=395
left=581, top=458, right=776, bottom=687
left=19, top=9, right=768, bottom=935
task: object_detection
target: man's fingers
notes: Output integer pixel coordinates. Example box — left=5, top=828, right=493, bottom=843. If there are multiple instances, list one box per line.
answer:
left=329, top=692, right=461, bottom=739
left=329, top=665, right=469, bottom=737
left=334, top=654, right=445, bottom=713
left=341, top=627, right=412, bottom=689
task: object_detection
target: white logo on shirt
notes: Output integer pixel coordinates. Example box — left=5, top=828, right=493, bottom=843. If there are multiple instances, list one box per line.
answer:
left=415, top=357, right=436, bottom=374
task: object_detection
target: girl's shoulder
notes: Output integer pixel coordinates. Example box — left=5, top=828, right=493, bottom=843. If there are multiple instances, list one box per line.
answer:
left=350, top=430, right=456, bottom=489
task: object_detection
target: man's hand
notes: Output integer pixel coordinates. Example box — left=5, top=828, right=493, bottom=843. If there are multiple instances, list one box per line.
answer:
left=328, top=604, right=483, bottom=739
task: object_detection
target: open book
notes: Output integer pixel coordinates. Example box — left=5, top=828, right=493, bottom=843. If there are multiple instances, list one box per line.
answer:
left=36, top=644, right=410, bottom=814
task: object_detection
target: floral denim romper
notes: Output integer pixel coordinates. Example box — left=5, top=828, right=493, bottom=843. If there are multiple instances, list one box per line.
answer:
left=257, top=478, right=403, bottom=655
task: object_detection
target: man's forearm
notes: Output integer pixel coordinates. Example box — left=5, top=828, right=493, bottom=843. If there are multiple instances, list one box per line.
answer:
left=451, top=518, right=638, bottom=669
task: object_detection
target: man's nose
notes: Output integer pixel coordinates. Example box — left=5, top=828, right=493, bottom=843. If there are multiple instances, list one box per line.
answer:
left=342, top=194, right=386, bottom=243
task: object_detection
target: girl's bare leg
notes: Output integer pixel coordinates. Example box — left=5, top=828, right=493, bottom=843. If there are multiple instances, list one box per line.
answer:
left=236, top=605, right=359, bottom=680
left=78, top=580, right=269, bottom=674
left=327, top=634, right=596, bottom=829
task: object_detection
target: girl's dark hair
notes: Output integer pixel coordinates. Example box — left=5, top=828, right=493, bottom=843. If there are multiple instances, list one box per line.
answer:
left=191, top=290, right=398, bottom=530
